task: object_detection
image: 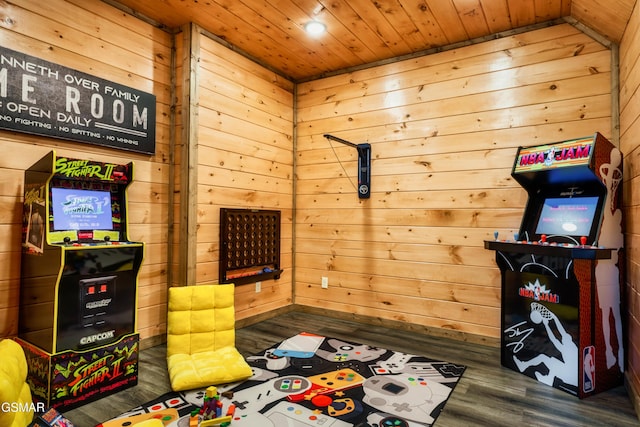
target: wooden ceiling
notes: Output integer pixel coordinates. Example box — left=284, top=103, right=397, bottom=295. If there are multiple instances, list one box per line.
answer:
left=108, top=0, right=636, bottom=81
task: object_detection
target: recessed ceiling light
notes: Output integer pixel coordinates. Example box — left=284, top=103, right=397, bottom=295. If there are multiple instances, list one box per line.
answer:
left=305, top=21, right=326, bottom=36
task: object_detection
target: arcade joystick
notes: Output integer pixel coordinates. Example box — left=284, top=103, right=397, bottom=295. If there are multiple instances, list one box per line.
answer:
left=580, top=236, right=587, bottom=246
left=63, top=236, right=71, bottom=245
left=540, top=234, right=547, bottom=243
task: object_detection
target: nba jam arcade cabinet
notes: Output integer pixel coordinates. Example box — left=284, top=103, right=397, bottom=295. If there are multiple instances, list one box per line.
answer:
left=18, top=151, right=143, bottom=410
left=485, top=132, right=624, bottom=398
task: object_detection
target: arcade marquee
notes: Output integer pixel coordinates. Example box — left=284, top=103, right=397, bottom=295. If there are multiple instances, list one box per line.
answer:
left=17, top=151, right=144, bottom=410
left=485, top=132, right=624, bottom=398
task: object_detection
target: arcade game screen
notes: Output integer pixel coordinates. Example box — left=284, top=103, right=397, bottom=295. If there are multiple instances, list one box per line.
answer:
left=50, top=187, right=114, bottom=231
left=534, top=196, right=599, bottom=236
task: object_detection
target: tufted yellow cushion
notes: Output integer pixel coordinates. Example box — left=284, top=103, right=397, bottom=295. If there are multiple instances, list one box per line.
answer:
left=166, top=284, right=252, bottom=391
left=0, top=339, right=34, bottom=427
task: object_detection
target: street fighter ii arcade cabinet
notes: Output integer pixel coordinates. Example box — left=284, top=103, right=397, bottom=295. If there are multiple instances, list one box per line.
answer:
left=18, top=151, right=143, bottom=410
left=485, top=132, right=624, bottom=398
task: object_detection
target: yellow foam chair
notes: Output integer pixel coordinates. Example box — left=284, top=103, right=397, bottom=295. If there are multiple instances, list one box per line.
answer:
left=0, top=339, right=34, bottom=427
left=166, top=284, right=253, bottom=391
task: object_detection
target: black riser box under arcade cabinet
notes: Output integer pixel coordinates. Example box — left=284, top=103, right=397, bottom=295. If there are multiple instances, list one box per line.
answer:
left=485, top=132, right=624, bottom=398
left=18, top=151, right=143, bottom=410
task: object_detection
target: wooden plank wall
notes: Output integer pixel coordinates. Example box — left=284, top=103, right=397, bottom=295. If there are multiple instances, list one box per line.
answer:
left=175, top=27, right=295, bottom=320
left=295, top=23, right=613, bottom=343
left=1, top=1, right=633, bottom=363
left=0, top=0, right=173, bottom=341
left=619, top=0, right=640, bottom=413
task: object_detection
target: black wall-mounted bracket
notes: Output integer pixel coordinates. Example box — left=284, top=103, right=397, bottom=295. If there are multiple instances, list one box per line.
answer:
left=324, top=134, right=371, bottom=199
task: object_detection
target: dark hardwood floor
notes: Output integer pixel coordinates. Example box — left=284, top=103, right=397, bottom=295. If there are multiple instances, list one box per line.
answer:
left=65, top=311, right=639, bottom=426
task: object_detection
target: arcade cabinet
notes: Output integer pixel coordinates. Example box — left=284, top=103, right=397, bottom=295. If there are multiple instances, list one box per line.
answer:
left=485, top=132, right=624, bottom=398
left=17, top=151, right=144, bottom=410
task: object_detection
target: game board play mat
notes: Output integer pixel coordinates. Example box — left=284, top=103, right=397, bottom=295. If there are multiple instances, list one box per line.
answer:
left=99, top=333, right=466, bottom=427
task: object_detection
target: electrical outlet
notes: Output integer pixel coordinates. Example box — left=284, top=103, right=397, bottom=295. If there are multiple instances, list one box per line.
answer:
left=255, top=281, right=261, bottom=293
left=321, top=276, right=329, bottom=289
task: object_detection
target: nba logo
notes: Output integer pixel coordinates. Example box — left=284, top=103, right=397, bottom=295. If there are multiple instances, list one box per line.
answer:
left=583, top=346, right=596, bottom=393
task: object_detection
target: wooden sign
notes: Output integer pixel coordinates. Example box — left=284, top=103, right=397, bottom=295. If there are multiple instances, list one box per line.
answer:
left=0, top=46, right=156, bottom=154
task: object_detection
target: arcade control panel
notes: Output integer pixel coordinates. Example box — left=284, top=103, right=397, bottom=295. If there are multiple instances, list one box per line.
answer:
left=60, top=235, right=139, bottom=246
left=485, top=233, right=612, bottom=260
